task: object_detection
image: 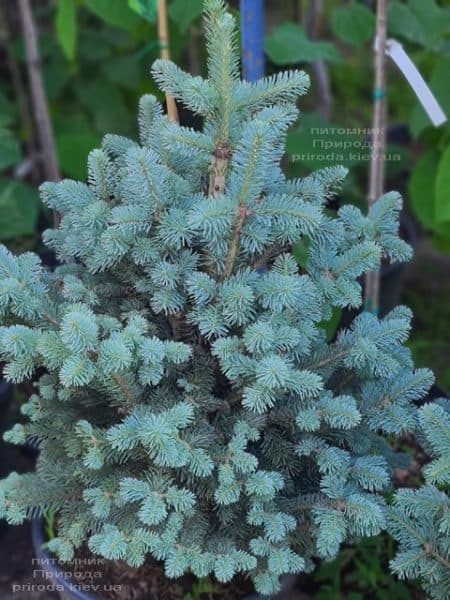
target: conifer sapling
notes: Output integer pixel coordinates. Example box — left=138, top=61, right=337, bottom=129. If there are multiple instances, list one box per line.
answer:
left=0, top=1, right=447, bottom=596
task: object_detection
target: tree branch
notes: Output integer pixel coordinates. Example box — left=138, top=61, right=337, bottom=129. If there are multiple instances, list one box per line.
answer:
left=221, top=203, right=249, bottom=280
left=111, top=373, right=135, bottom=414
left=208, top=142, right=231, bottom=197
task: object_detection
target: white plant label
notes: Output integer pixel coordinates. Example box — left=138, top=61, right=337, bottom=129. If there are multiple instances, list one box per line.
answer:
left=382, top=38, right=447, bottom=127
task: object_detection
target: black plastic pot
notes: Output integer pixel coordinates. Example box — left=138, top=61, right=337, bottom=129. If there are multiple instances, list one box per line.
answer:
left=32, top=518, right=278, bottom=600
left=32, top=517, right=94, bottom=600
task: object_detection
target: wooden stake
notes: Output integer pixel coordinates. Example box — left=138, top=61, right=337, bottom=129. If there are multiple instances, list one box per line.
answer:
left=0, top=2, right=37, bottom=181
left=157, top=0, right=179, bottom=123
left=17, top=0, right=60, bottom=226
left=365, top=0, right=388, bottom=314
left=304, top=0, right=332, bottom=119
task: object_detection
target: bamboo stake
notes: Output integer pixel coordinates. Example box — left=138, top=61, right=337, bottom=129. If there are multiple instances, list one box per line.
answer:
left=157, top=0, right=179, bottom=122
left=17, top=0, right=60, bottom=226
left=365, top=0, right=388, bottom=314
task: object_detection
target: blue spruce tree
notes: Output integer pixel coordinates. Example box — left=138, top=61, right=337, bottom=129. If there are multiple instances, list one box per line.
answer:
left=0, top=1, right=446, bottom=596
left=387, top=400, right=450, bottom=599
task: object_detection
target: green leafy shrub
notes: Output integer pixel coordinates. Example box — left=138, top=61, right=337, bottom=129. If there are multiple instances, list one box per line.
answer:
left=0, top=1, right=446, bottom=596
left=388, top=1, right=450, bottom=250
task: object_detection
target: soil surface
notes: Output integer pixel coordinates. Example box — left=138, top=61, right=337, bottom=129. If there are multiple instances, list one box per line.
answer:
left=0, top=517, right=310, bottom=600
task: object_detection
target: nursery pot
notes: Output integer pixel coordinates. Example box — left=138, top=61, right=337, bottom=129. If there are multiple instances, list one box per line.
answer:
left=32, top=517, right=282, bottom=600
left=32, top=518, right=95, bottom=600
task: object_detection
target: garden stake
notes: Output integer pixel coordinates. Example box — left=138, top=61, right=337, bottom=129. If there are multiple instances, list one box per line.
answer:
left=365, top=0, right=388, bottom=314
left=17, top=0, right=60, bottom=226
left=240, top=0, right=265, bottom=81
left=157, top=0, right=179, bottom=122
left=0, top=2, right=37, bottom=182
left=304, top=0, right=332, bottom=119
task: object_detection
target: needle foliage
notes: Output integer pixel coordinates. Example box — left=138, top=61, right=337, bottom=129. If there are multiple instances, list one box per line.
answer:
left=0, top=1, right=447, bottom=596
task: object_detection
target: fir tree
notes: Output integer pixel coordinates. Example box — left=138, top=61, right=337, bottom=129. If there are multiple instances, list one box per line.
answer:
left=0, top=1, right=443, bottom=596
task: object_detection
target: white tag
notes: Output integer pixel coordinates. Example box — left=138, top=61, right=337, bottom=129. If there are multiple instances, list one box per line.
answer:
left=383, top=38, right=447, bottom=127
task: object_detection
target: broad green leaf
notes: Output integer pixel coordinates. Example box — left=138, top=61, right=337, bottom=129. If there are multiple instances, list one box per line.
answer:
left=0, top=128, right=21, bottom=169
left=78, top=31, right=112, bottom=61
left=432, top=229, right=450, bottom=251
left=0, top=92, right=17, bottom=127
left=331, top=3, right=375, bottom=47
left=410, top=57, right=450, bottom=138
left=169, top=0, right=203, bottom=32
left=409, top=149, right=438, bottom=230
left=77, top=79, right=132, bottom=135
left=84, top=0, right=140, bottom=31
left=102, top=56, right=141, bottom=90
left=320, top=307, right=342, bottom=342
left=293, top=237, right=309, bottom=268
left=388, top=1, right=425, bottom=46
left=128, top=0, right=157, bottom=23
left=53, top=110, right=92, bottom=136
left=407, top=0, right=445, bottom=50
left=56, top=131, right=100, bottom=180
left=0, top=178, right=39, bottom=240
left=389, top=0, right=444, bottom=50
left=43, top=55, right=72, bottom=99
left=435, top=144, right=450, bottom=224
left=55, top=0, right=77, bottom=60
left=265, top=23, right=339, bottom=65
